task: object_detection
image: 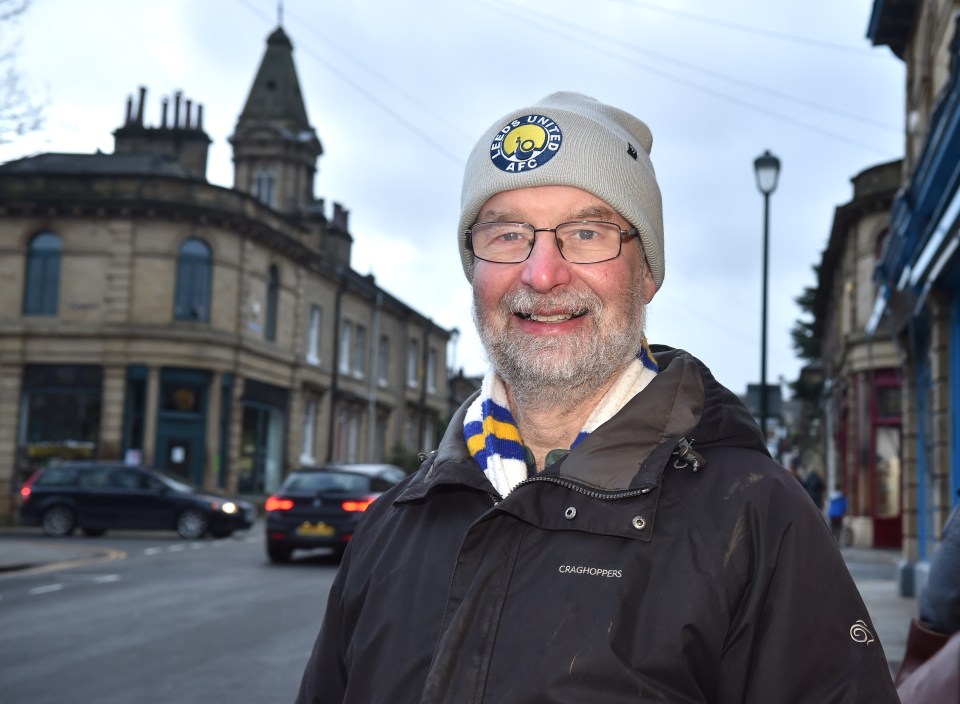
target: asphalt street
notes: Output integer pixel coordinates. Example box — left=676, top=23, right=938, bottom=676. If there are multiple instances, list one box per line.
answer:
left=0, top=523, right=336, bottom=704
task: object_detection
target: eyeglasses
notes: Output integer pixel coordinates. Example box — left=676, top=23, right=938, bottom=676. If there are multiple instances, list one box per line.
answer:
left=465, top=221, right=639, bottom=264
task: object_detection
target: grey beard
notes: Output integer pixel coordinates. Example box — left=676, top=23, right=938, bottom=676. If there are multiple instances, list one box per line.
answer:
left=473, top=287, right=646, bottom=408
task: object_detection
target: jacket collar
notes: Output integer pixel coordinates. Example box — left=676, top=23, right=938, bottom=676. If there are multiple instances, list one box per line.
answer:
left=399, top=346, right=765, bottom=502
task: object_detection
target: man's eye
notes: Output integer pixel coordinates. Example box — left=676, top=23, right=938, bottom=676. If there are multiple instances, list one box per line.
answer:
left=494, top=230, right=524, bottom=243
left=571, top=229, right=599, bottom=241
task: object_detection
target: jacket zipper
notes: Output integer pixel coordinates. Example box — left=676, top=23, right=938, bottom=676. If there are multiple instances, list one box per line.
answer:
left=505, top=474, right=655, bottom=501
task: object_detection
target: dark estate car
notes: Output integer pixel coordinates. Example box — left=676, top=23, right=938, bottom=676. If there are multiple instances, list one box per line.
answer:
left=264, top=463, right=407, bottom=563
left=19, top=462, right=256, bottom=539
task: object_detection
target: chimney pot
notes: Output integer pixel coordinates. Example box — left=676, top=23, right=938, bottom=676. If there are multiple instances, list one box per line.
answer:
left=137, top=86, right=147, bottom=125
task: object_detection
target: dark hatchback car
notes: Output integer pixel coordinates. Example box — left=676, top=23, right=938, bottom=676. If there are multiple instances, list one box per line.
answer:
left=20, top=462, right=256, bottom=539
left=264, top=464, right=407, bottom=563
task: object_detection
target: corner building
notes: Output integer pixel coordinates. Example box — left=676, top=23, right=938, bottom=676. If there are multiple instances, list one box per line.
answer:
left=0, top=27, right=450, bottom=520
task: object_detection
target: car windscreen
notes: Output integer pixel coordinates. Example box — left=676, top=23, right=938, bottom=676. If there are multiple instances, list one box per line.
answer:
left=283, top=472, right=370, bottom=494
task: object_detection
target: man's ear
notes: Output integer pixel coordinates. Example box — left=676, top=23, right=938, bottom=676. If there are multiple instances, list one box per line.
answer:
left=643, top=275, right=656, bottom=304
left=641, top=259, right=656, bottom=304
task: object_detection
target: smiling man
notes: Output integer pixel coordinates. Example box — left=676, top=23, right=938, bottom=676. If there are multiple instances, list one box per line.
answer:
left=296, top=93, right=900, bottom=703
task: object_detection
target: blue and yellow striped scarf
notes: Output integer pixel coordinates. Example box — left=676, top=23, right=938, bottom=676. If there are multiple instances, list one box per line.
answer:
left=464, top=342, right=659, bottom=498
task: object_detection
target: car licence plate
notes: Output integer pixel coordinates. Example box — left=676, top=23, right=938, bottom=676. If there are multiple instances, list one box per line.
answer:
left=297, top=521, right=335, bottom=537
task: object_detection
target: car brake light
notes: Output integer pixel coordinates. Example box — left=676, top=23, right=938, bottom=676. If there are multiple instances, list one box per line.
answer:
left=19, top=470, right=40, bottom=503
left=341, top=496, right=376, bottom=512
left=265, top=496, right=294, bottom=512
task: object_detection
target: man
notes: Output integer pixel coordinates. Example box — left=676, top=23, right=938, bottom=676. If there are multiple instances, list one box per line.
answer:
left=296, top=92, right=899, bottom=702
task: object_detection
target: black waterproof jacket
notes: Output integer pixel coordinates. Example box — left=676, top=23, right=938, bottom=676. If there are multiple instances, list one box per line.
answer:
left=296, top=347, right=900, bottom=703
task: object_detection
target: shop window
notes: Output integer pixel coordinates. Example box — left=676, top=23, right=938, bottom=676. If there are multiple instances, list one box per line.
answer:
left=21, top=365, right=102, bottom=465
left=876, top=386, right=901, bottom=419
left=23, top=232, right=61, bottom=316
left=161, top=384, right=203, bottom=414
left=174, top=238, right=212, bottom=321
left=265, top=265, right=279, bottom=341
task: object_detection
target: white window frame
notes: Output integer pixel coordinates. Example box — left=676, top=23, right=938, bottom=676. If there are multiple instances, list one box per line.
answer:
left=306, top=305, right=321, bottom=365
left=300, top=400, right=317, bottom=464
left=407, top=339, right=419, bottom=388
left=427, top=347, right=438, bottom=393
left=339, top=320, right=352, bottom=374
left=353, top=324, right=367, bottom=379
left=378, top=335, right=390, bottom=386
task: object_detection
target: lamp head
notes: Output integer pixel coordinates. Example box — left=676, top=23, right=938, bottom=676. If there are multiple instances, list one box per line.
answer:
left=754, top=149, right=781, bottom=195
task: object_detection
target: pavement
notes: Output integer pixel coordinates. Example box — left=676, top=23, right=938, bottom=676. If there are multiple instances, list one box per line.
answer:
left=0, top=530, right=916, bottom=674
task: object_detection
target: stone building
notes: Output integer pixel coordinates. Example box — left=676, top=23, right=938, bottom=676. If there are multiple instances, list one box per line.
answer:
left=0, top=26, right=451, bottom=521
left=867, top=0, right=960, bottom=592
left=814, top=159, right=903, bottom=548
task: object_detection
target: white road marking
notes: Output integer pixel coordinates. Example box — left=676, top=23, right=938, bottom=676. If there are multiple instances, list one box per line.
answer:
left=167, top=545, right=185, bottom=553
left=30, top=584, right=64, bottom=595
left=144, top=547, right=163, bottom=555
left=93, top=575, right=120, bottom=583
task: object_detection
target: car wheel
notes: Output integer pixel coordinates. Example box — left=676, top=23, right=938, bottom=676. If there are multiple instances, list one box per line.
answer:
left=176, top=509, right=209, bottom=539
left=41, top=505, right=77, bottom=537
left=82, top=528, right=106, bottom=537
left=267, top=544, right=293, bottom=564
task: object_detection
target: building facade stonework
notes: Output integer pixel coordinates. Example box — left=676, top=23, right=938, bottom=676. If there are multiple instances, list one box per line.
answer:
left=815, top=160, right=904, bottom=549
left=868, top=0, right=960, bottom=591
left=0, top=26, right=450, bottom=521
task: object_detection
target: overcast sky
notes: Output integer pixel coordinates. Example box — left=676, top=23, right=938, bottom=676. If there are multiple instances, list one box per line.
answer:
left=2, top=0, right=905, bottom=397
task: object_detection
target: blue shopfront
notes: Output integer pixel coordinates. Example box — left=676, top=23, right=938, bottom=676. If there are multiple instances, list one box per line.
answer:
left=868, top=29, right=960, bottom=576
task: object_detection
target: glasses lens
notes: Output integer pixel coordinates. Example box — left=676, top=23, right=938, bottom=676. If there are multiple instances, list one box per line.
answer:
left=470, top=223, right=534, bottom=263
left=555, top=222, right=621, bottom=263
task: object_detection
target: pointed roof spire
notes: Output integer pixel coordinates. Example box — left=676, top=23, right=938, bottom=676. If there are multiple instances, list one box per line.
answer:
left=237, top=26, right=310, bottom=131
left=278, top=0, right=283, bottom=26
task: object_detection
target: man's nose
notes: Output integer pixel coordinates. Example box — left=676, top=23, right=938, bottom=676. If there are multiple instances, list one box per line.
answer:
left=519, top=232, right=572, bottom=292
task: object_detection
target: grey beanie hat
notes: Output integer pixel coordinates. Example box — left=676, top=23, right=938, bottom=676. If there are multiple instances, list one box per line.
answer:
left=458, top=91, right=664, bottom=290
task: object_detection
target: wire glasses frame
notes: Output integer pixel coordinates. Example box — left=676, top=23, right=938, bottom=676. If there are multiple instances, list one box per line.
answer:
left=465, top=220, right=640, bottom=264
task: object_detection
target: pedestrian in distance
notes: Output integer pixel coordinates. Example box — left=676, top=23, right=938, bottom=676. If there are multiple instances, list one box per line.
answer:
left=295, top=92, right=900, bottom=703
left=803, top=467, right=825, bottom=510
left=829, top=484, right=849, bottom=544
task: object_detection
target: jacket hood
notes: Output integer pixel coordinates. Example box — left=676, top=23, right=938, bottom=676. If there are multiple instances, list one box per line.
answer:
left=405, top=345, right=767, bottom=499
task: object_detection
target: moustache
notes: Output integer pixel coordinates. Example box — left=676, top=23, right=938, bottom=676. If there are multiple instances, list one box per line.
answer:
left=500, top=288, right=603, bottom=316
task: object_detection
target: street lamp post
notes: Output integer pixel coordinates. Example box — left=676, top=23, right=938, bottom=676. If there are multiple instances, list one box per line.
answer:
left=753, top=150, right=780, bottom=443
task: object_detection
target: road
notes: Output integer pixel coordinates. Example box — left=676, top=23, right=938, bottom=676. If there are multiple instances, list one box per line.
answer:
left=0, top=523, right=336, bottom=704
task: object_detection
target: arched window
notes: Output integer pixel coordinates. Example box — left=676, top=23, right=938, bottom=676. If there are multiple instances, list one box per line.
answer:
left=23, top=232, right=62, bottom=316
left=253, top=169, right=276, bottom=208
left=265, top=265, right=279, bottom=341
left=174, top=238, right=212, bottom=321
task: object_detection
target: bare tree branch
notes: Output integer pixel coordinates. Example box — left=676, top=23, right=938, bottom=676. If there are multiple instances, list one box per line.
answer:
left=0, top=0, right=29, bottom=23
left=0, top=0, right=43, bottom=144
